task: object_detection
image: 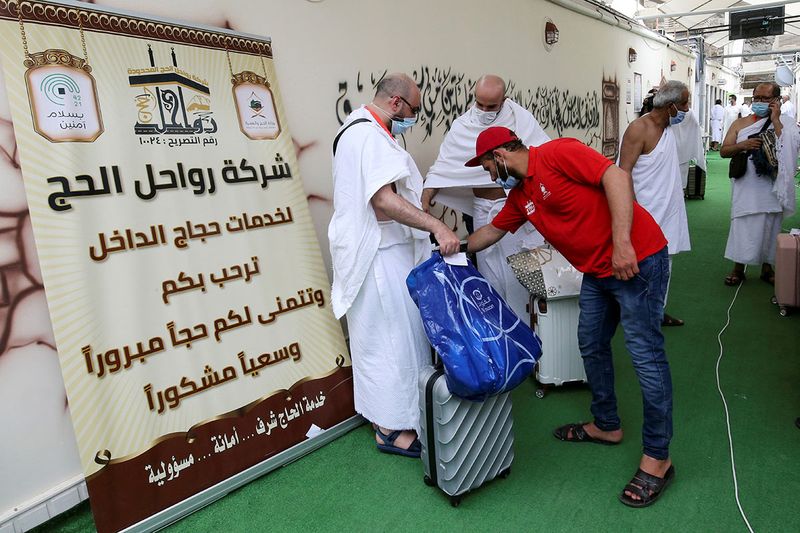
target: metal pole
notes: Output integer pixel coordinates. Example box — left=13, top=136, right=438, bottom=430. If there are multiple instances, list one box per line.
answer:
left=711, top=48, right=800, bottom=59
left=636, top=0, right=800, bottom=22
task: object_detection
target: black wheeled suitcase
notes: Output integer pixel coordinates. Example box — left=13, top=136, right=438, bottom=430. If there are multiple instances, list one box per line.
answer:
left=418, top=365, right=514, bottom=507
left=684, top=165, right=706, bottom=199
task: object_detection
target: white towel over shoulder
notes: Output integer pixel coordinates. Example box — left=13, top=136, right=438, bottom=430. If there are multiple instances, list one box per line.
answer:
left=424, top=99, right=550, bottom=216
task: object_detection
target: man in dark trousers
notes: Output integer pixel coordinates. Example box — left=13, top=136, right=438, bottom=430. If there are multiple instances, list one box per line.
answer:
left=465, top=127, right=674, bottom=507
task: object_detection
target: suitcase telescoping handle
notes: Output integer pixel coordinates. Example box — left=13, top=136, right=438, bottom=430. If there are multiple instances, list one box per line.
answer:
left=431, top=239, right=469, bottom=254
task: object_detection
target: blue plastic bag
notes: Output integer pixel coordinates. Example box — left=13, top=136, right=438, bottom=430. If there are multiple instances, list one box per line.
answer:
left=406, top=253, right=542, bottom=401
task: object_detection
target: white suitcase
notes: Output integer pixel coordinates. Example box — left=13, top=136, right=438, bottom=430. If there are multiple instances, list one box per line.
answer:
left=530, top=296, right=586, bottom=398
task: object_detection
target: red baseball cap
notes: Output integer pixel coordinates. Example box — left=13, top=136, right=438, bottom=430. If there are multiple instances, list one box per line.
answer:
left=465, top=127, right=520, bottom=167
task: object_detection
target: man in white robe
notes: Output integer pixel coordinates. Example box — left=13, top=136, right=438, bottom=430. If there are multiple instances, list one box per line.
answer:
left=329, top=73, right=459, bottom=457
left=722, top=95, right=741, bottom=142
left=781, top=95, right=796, bottom=120
left=619, top=80, right=691, bottom=326
left=710, top=99, right=725, bottom=150
left=422, top=75, right=550, bottom=320
left=671, top=109, right=707, bottom=189
left=720, top=82, right=800, bottom=286
left=740, top=101, right=752, bottom=118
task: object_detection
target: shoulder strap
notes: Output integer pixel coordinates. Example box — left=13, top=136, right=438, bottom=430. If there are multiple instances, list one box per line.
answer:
left=759, top=117, right=773, bottom=133
left=332, top=118, right=372, bottom=156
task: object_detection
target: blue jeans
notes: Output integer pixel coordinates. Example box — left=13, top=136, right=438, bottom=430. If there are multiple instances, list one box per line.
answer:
left=577, top=247, right=672, bottom=460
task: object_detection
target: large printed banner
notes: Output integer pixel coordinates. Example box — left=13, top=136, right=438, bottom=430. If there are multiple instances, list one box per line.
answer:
left=0, top=1, right=354, bottom=531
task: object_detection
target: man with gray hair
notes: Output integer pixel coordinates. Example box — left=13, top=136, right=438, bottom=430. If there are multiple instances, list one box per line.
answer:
left=329, top=72, right=460, bottom=458
left=618, top=80, right=691, bottom=327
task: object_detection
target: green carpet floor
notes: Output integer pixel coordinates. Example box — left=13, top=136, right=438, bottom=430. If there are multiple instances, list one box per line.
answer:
left=34, top=152, right=800, bottom=532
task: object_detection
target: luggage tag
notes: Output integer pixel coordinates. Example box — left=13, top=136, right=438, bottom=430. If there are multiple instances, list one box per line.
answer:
left=431, top=240, right=469, bottom=264
left=444, top=253, right=468, bottom=266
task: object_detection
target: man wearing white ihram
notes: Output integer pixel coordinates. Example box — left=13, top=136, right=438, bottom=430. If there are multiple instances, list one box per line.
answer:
left=328, top=73, right=460, bottom=458
left=722, top=94, right=741, bottom=142
left=618, top=80, right=692, bottom=327
left=720, top=82, right=799, bottom=286
left=671, top=108, right=706, bottom=189
left=422, top=74, right=550, bottom=320
left=709, top=99, right=724, bottom=150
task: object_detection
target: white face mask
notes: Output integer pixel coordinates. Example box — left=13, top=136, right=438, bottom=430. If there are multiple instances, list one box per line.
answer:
left=474, top=105, right=500, bottom=126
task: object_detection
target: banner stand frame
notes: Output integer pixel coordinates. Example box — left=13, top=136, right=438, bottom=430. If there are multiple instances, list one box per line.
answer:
left=122, top=415, right=363, bottom=532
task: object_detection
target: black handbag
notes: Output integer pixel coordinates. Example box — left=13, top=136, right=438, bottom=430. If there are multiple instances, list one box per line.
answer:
left=729, top=118, right=772, bottom=179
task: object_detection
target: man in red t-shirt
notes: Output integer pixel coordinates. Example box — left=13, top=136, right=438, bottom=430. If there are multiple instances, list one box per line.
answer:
left=465, top=127, right=674, bottom=508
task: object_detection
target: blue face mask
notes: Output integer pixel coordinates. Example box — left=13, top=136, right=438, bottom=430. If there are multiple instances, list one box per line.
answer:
left=751, top=102, right=770, bottom=117
left=391, top=116, right=417, bottom=136
left=494, top=156, right=520, bottom=189
left=669, top=106, right=687, bottom=126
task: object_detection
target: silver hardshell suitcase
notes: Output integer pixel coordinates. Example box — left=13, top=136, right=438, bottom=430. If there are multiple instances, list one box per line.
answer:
left=530, top=296, right=586, bottom=398
left=419, top=366, right=514, bottom=507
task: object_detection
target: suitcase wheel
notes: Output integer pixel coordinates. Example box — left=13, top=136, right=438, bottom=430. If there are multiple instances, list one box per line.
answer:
left=535, top=388, right=546, bottom=399
left=779, top=306, right=789, bottom=317
left=423, top=475, right=434, bottom=487
left=771, top=296, right=778, bottom=305
left=450, top=495, right=462, bottom=507
left=499, top=467, right=511, bottom=479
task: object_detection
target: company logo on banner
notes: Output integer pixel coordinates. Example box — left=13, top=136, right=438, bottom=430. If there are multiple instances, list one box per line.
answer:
left=24, top=48, right=103, bottom=142
left=0, top=3, right=354, bottom=532
left=231, top=70, right=281, bottom=140
left=129, top=45, right=219, bottom=148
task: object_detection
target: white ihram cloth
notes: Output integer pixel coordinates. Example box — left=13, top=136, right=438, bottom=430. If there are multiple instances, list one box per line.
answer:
left=725, top=116, right=800, bottom=265
left=710, top=104, right=724, bottom=143
left=329, top=106, right=430, bottom=319
left=424, top=99, right=549, bottom=318
left=424, top=98, right=550, bottom=216
left=329, top=107, right=432, bottom=432
left=722, top=104, right=740, bottom=141
left=629, top=127, right=691, bottom=256
left=671, top=110, right=706, bottom=188
left=781, top=100, right=796, bottom=119
left=474, top=197, right=544, bottom=319
left=740, top=104, right=752, bottom=118
left=346, top=221, right=429, bottom=432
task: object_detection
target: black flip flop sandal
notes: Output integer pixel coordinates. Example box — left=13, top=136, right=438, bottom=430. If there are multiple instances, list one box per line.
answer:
left=724, top=271, right=746, bottom=286
left=619, top=465, right=675, bottom=508
left=553, top=422, right=620, bottom=446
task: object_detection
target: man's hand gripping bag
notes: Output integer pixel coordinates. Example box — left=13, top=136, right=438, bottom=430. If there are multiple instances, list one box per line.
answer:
left=406, top=254, right=542, bottom=401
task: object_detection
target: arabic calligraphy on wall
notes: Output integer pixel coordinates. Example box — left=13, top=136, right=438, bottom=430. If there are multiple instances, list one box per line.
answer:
left=335, top=66, right=602, bottom=144
left=506, top=80, right=601, bottom=139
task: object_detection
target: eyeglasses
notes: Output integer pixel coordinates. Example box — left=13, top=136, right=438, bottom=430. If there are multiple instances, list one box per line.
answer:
left=752, top=96, right=778, bottom=103
left=397, top=95, right=421, bottom=115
